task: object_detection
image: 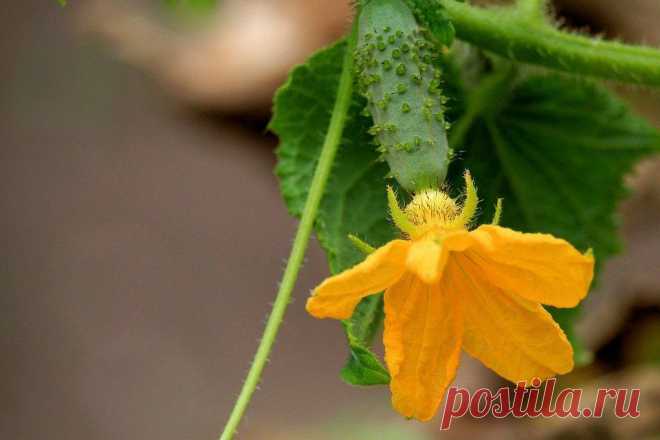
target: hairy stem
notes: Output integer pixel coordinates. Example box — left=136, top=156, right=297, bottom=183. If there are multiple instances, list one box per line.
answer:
left=515, top=0, right=548, bottom=21
left=218, top=23, right=358, bottom=440
left=441, top=0, right=660, bottom=86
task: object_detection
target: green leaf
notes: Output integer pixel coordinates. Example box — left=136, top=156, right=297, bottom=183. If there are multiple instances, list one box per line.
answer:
left=340, top=294, right=390, bottom=385
left=271, top=40, right=395, bottom=385
left=448, top=72, right=660, bottom=361
left=341, top=343, right=390, bottom=386
left=405, top=0, right=455, bottom=46
left=273, top=37, right=659, bottom=384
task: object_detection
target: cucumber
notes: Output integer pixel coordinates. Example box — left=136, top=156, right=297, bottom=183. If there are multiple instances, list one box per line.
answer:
left=356, top=0, right=451, bottom=192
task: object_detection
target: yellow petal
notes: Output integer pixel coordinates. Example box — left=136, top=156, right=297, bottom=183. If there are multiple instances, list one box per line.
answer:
left=466, top=225, right=594, bottom=308
left=450, top=255, right=574, bottom=383
left=383, top=273, right=462, bottom=421
left=306, top=240, right=409, bottom=319
left=405, top=230, right=473, bottom=284
left=405, top=238, right=444, bottom=284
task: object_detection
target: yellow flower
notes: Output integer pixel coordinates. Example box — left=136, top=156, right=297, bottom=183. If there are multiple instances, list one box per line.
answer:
left=306, top=171, right=595, bottom=421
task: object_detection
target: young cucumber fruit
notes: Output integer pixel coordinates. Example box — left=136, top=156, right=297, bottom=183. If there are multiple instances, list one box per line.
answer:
left=356, top=0, right=451, bottom=192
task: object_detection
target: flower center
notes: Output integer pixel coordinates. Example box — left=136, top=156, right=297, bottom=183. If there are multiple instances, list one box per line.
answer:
left=405, top=189, right=458, bottom=228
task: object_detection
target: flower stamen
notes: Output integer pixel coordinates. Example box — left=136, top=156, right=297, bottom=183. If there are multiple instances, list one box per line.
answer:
left=405, top=189, right=458, bottom=227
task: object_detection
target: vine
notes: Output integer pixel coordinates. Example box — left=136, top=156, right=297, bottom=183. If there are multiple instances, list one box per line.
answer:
left=439, top=0, right=660, bottom=85
left=218, top=22, right=358, bottom=440
left=219, top=0, right=660, bottom=437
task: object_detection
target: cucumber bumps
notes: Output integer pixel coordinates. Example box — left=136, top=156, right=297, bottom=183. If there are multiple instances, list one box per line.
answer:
left=356, top=0, right=451, bottom=192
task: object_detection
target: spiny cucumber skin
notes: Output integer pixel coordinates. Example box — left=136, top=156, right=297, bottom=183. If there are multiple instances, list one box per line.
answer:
left=357, top=0, right=450, bottom=192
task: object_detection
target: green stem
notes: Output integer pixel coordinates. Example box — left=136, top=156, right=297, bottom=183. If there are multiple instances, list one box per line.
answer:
left=440, top=0, right=660, bottom=86
left=218, top=23, right=358, bottom=440
left=515, top=0, right=547, bottom=21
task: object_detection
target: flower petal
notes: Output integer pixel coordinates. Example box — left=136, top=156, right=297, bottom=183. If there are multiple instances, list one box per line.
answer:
left=405, top=239, right=443, bottom=284
left=383, top=273, right=462, bottom=421
left=306, top=240, right=409, bottom=319
left=467, top=225, right=594, bottom=308
left=450, top=255, right=574, bottom=383
left=405, top=230, right=473, bottom=284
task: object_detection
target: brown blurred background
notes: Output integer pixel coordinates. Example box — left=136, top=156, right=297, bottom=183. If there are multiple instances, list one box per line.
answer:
left=1, top=1, right=659, bottom=439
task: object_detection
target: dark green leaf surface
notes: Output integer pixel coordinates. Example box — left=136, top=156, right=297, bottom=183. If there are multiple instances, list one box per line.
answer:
left=273, top=38, right=659, bottom=381
left=448, top=73, right=660, bottom=361
left=271, top=40, right=394, bottom=385
left=341, top=342, right=390, bottom=386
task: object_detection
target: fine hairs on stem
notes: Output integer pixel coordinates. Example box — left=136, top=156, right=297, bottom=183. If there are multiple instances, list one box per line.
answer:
left=218, top=0, right=660, bottom=437
left=217, top=21, right=359, bottom=440
left=441, top=0, right=660, bottom=86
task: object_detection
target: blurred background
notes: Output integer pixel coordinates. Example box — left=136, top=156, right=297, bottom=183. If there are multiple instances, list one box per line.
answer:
left=1, top=0, right=659, bottom=439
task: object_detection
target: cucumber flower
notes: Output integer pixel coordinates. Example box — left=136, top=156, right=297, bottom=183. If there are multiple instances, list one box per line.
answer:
left=306, top=171, right=594, bottom=421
